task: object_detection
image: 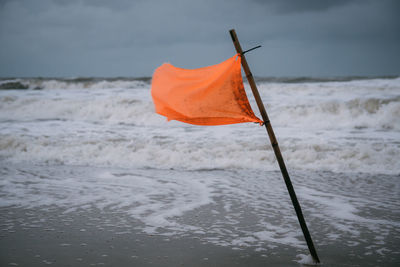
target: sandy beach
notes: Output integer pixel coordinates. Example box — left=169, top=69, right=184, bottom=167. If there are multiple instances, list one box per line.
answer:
left=1, top=190, right=399, bottom=267
left=1, top=206, right=302, bottom=267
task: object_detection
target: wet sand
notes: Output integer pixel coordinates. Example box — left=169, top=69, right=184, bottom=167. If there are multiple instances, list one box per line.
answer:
left=1, top=207, right=301, bottom=267
left=1, top=206, right=399, bottom=267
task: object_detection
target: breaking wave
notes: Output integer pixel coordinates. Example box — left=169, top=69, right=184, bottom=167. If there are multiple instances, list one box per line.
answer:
left=0, top=77, right=150, bottom=90
left=0, top=76, right=399, bottom=174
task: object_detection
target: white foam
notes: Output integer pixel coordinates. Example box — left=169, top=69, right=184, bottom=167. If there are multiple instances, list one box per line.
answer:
left=0, top=165, right=214, bottom=233
left=0, top=162, right=399, bottom=260
left=0, top=78, right=148, bottom=90
left=296, top=254, right=319, bottom=265
left=0, top=78, right=399, bottom=174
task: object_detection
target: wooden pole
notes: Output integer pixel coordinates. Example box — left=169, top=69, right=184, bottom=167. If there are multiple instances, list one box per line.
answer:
left=229, top=29, right=320, bottom=264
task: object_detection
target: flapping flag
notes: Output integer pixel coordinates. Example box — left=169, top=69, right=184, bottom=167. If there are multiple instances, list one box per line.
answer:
left=151, top=54, right=262, bottom=126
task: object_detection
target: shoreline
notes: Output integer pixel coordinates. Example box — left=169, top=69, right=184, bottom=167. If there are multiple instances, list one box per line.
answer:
left=0, top=162, right=399, bottom=266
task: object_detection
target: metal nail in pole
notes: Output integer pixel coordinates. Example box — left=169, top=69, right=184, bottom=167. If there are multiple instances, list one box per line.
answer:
left=229, top=29, right=320, bottom=264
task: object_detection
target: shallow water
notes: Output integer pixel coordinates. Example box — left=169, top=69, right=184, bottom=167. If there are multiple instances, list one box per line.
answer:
left=0, top=163, right=399, bottom=266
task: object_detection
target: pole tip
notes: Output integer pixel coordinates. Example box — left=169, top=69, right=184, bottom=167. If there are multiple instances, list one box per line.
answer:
left=229, top=29, right=236, bottom=41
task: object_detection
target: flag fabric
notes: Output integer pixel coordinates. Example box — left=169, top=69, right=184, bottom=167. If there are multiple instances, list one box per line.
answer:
left=151, top=54, right=263, bottom=126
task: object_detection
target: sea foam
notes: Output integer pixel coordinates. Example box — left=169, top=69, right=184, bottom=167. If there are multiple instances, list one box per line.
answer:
left=0, top=77, right=399, bottom=174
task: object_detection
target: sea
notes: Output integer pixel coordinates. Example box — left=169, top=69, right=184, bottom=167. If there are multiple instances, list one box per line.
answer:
left=0, top=76, right=399, bottom=266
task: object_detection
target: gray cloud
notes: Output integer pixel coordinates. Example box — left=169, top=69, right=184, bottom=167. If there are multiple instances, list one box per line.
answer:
left=0, top=0, right=399, bottom=77
left=253, top=0, right=361, bottom=14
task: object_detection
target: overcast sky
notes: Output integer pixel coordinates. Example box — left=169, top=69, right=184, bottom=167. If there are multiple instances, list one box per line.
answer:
left=0, top=0, right=399, bottom=77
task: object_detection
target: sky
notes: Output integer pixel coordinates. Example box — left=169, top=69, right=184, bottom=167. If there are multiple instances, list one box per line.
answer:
left=0, top=0, right=399, bottom=77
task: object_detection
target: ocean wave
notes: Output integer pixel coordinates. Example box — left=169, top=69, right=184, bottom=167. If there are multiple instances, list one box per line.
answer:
left=255, top=75, right=400, bottom=84
left=0, top=77, right=150, bottom=90
left=1, top=87, right=398, bottom=130
left=0, top=76, right=399, bottom=174
left=0, top=123, right=399, bottom=175
left=1, top=76, right=399, bottom=90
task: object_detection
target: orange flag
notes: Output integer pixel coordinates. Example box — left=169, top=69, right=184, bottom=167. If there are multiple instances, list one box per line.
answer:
left=151, top=54, right=263, bottom=126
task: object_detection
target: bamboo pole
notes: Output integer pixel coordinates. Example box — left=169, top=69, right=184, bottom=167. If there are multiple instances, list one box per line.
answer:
left=229, top=29, right=320, bottom=264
